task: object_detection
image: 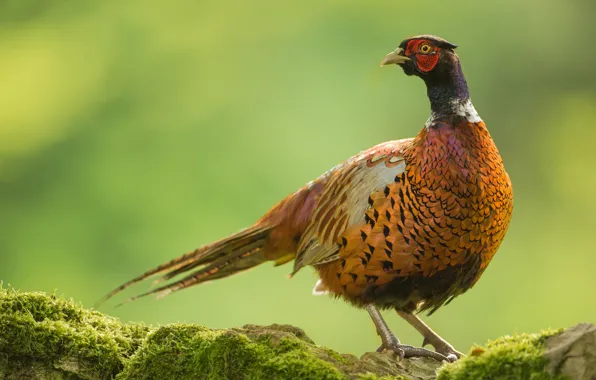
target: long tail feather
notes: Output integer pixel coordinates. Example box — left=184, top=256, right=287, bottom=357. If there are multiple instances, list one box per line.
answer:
left=155, top=238, right=266, bottom=283
left=116, top=246, right=266, bottom=307
left=97, top=224, right=273, bottom=307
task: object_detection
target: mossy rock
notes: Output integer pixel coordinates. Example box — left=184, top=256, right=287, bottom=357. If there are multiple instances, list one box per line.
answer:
left=0, top=287, right=149, bottom=379
left=0, top=287, right=593, bottom=379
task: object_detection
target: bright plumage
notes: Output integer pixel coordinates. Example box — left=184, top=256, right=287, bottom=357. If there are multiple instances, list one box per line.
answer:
left=100, top=35, right=513, bottom=362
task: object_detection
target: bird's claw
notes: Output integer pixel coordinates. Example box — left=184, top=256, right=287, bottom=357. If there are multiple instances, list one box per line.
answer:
left=421, top=338, right=463, bottom=361
left=377, top=344, right=406, bottom=360
left=376, top=335, right=405, bottom=359
left=377, top=337, right=450, bottom=362
left=377, top=336, right=406, bottom=360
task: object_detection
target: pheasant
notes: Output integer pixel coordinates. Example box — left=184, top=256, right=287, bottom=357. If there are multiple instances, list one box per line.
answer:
left=100, top=35, right=513, bottom=362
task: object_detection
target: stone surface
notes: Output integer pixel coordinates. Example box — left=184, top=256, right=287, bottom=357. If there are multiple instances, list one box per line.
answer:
left=545, top=323, right=596, bottom=380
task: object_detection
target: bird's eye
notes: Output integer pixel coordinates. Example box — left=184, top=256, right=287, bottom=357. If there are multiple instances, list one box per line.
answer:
left=419, top=44, right=432, bottom=54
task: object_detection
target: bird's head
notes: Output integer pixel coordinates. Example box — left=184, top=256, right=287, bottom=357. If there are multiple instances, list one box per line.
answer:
left=380, top=35, right=459, bottom=80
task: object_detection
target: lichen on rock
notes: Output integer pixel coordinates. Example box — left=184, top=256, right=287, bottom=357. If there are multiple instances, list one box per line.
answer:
left=0, top=286, right=594, bottom=379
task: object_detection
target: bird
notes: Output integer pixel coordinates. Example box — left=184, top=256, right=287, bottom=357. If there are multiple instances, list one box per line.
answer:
left=99, top=35, right=513, bottom=362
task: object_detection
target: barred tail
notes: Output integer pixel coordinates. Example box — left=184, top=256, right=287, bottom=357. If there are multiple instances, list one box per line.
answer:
left=96, top=224, right=273, bottom=307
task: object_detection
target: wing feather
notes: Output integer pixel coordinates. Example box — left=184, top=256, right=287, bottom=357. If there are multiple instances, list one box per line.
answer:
left=292, top=139, right=413, bottom=273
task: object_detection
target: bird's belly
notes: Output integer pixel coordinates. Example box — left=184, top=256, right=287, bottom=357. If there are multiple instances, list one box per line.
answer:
left=316, top=243, right=485, bottom=313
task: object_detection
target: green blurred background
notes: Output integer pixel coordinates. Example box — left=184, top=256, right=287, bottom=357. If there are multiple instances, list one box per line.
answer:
left=1, top=0, right=595, bottom=356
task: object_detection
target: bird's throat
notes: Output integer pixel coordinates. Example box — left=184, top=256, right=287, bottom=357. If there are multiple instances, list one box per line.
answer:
left=424, top=58, right=471, bottom=119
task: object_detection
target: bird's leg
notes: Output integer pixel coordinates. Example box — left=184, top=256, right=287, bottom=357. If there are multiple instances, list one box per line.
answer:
left=396, top=310, right=463, bottom=360
left=365, top=305, right=450, bottom=362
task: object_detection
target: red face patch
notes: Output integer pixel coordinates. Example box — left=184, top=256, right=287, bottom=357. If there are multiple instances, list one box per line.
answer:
left=405, top=39, right=440, bottom=73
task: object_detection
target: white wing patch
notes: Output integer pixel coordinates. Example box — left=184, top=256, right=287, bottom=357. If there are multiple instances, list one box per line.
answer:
left=343, top=159, right=405, bottom=227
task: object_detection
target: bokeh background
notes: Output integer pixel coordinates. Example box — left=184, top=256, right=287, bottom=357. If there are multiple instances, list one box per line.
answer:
left=1, top=0, right=595, bottom=356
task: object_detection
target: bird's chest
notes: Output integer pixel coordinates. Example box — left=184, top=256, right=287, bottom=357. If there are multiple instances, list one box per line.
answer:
left=403, top=126, right=513, bottom=271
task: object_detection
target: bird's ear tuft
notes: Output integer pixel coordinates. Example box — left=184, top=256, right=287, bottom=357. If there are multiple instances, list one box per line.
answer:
left=444, top=41, right=458, bottom=50
left=436, top=38, right=457, bottom=50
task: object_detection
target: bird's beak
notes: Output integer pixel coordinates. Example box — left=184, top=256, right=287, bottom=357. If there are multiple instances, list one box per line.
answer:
left=380, top=48, right=410, bottom=67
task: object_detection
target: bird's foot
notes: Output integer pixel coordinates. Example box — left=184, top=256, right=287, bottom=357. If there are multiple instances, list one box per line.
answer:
left=394, top=310, right=462, bottom=361
left=422, top=337, right=463, bottom=361
left=377, top=335, right=453, bottom=362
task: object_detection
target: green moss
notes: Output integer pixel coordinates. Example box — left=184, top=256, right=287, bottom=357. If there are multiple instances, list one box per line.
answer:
left=0, top=287, right=399, bottom=379
left=0, top=285, right=151, bottom=379
left=438, top=329, right=564, bottom=380
left=2, top=286, right=585, bottom=380
left=118, top=324, right=354, bottom=380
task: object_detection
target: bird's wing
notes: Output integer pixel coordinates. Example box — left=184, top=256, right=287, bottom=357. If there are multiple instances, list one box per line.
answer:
left=292, top=138, right=413, bottom=273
